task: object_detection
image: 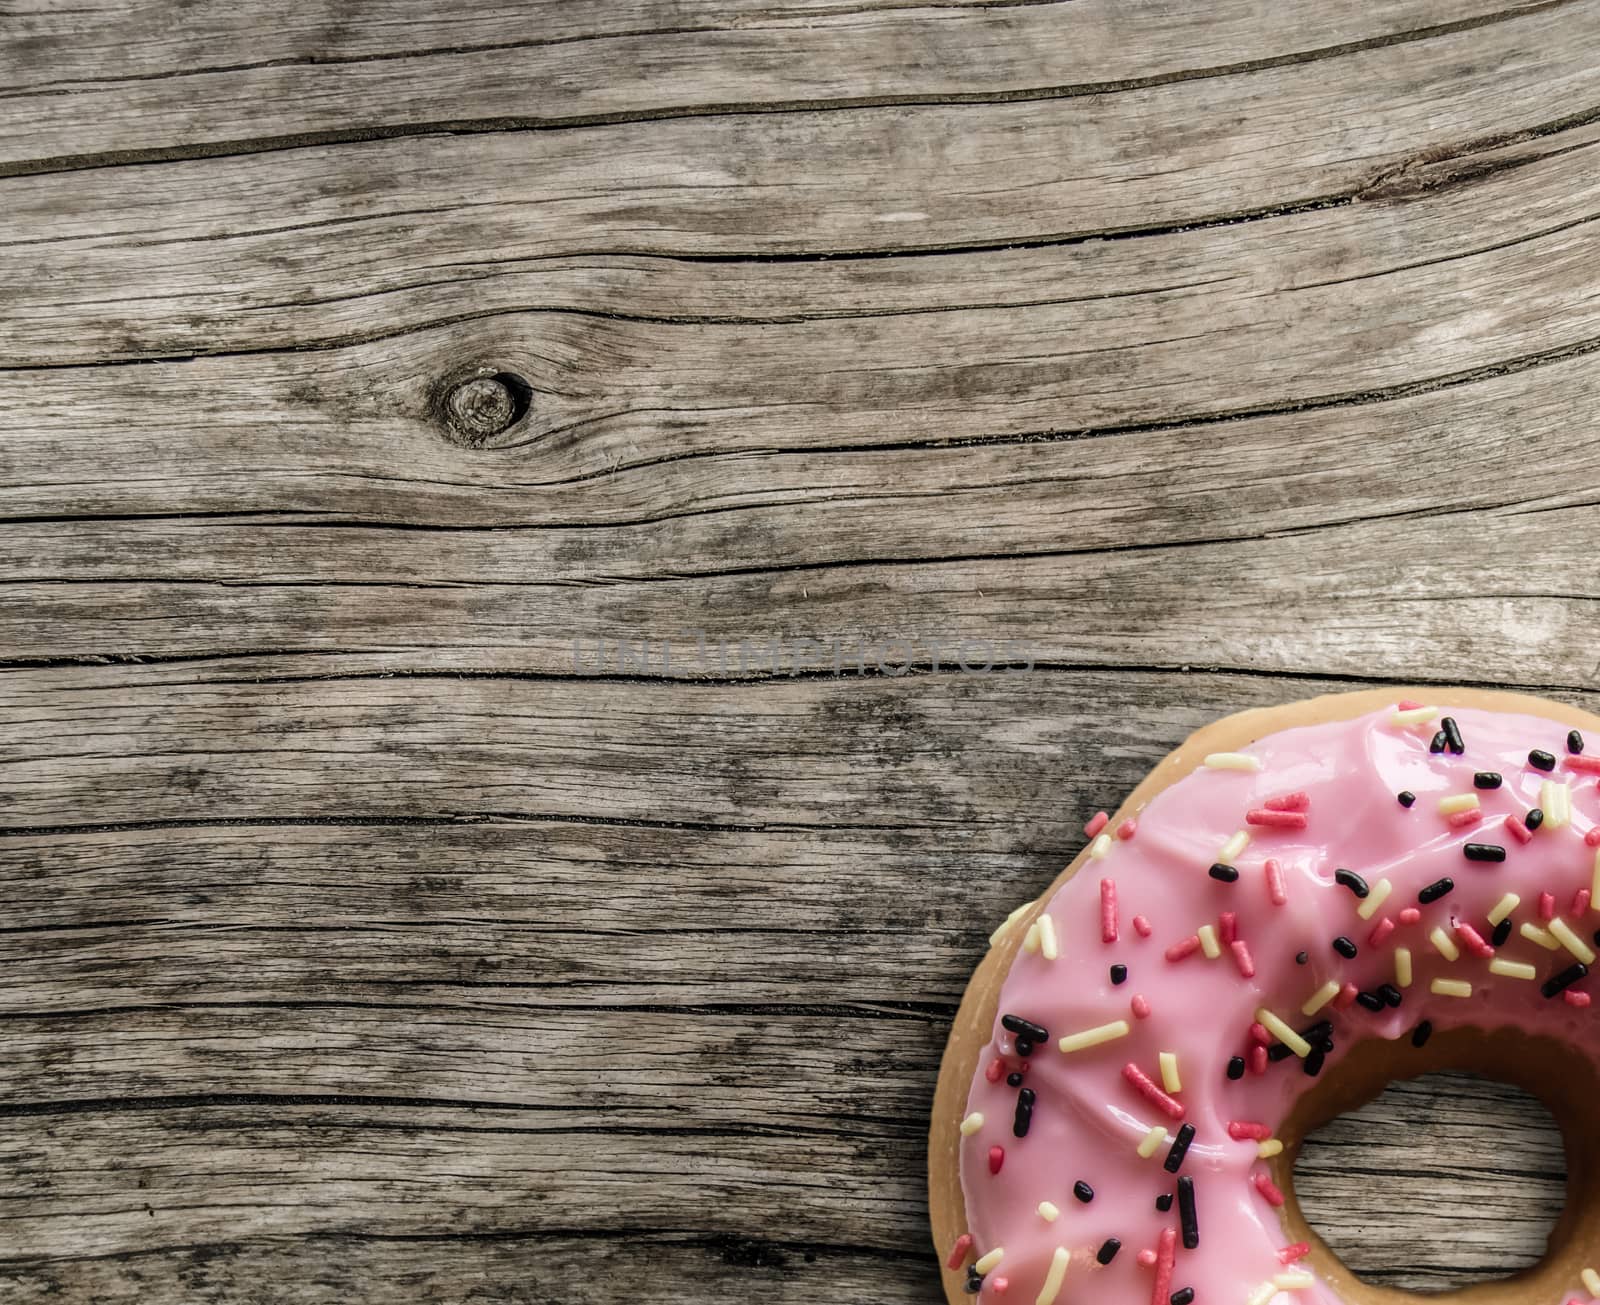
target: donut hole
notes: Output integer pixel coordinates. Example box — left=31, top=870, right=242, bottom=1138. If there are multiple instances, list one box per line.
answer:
left=1281, top=1028, right=1594, bottom=1302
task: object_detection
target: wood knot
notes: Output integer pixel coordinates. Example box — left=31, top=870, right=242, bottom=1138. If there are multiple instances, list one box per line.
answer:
left=440, top=371, right=531, bottom=446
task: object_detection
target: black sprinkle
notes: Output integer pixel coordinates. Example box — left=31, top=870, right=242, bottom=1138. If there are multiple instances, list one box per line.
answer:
left=1000, top=1014, right=1049, bottom=1043
left=1464, top=843, right=1507, bottom=863
left=1530, top=749, right=1557, bottom=772
left=1226, top=1055, right=1246, bottom=1081
left=1110, top=964, right=1128, bottom=986
left=1442, top=716, right=1465, bottom=754
left=1543, top=962, right=1589, bottom=999
left=1171, top=1290, right=1196, bottom=1305
left=1430, top=730, right=1448, bottom=754
left=1155, top=1192, right=1173, bottom=1212
left=1209, top=862, right=1240, bottom=883
left=1073, top=1180, right=1094, bottom=1204
left=1097, top=1238, right=1122, bottom=1266
left=1267, top=1043, right=1293, bottom=1063
left=1015, top=1037, right=1034, bottom=1057
left=1526, top=807, right=1545, bottom=831
left=1334, top=868, right=1370, bottom=899
left=1492, top=918, right=1513, bottom=947
left=1333, top=935, right=1358, bottom=959
left=1593, top=929, right=1600, bottom=949
left=1164, top=1123, right=1197, bottom=1173
left=1412, top=1020, right=1433, bottom=1048
left=1419, top=877, right=1454, bottom=904
left=1398, top=790, right=1417, bottom=807
left=1303, top=1045, right=1326, bottom=1077
left=965, top=1265, right=983, bottom=1294
left=1378, top=983, right=1404, bottom=1008
left=1013, top=1088, right=1035, bottom=1138
left=1295, top=950, right=1309, bottom=965
left=1006, top=1072, right=1023, bottom=1088
left=1177, top=1175, right=1199, bottom=1249
left=1355, top=990, right=1384, bottom=1012
left=1570, top=730, right=1585, bottom=755
left=1301, top=1020, right=1333, bottom=1044
left=1474, top=771, right=1503, bottom=789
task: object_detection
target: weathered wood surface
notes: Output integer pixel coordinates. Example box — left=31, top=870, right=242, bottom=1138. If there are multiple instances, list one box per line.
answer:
left=1, top=0, right=1596, bottom=1299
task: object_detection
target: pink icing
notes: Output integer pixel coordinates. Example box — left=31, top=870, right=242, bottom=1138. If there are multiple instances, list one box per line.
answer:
left=956, top=704, right=1600, bottom=1304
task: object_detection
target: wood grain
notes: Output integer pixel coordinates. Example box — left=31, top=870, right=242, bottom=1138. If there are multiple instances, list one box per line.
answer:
left=3, top=0, right=1597, bottom=1298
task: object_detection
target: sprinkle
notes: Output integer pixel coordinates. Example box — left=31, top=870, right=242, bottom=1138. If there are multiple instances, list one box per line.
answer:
left=1464, top=842, right=1506, bottom=863
left=1248, top=1045, right=1268, bottom=1075
left=1279, top=1243, right=1311, bottom=1265
left=1593, top=847, right=1600, bottom=906
left=1165, top=935, right=1201, bottom=963
left=1488, top=892, right=1521, bottom=925
left=1356, top=878, right=1393, bottom=919
left=1038, top=914, right=1059, bottom=961
left=1247, top=1287, right=1277, bottom=1305
left=1489, top=957, right=1537, bottom=980
left=1248, top=808, right=1308, bottom=829
left=1084, top=811, right=1109, bottom=838
left=1265, top=859, right=1288, bottom=906
left=1023, top=922, right=1041, bottom=954
left=1035, top=1247, right=1069, bottom=1305
left=1431, top=977, right=1473, bottom=998
left=1399, top=907, right=1422, bottom=924
left=1429, top=927, right=1460, bottom=961
left=1124, top=1063, right=1186, bottom=1119
left=946, top=1233, right=974, bottom=1270
left=1392, top=705, right=1438, bottom=726
left=1530, top=749, right=1557, bottom=771
left=1013, top=1089, right=1036, bottom=1137
left=1584, top=1267, right=1600, bottom=1298
left=1218, top=911, right=1238, bottom=945
left=1419, top=877, right=1454, bottom=904
left=975, top=1247, right=1005, bottom=1275
left=1506, top=814, right=1534, bottom=844
left=1058, top=1020, right=1131, bottom=1054
left=1447, top=809, right=1483, bottom=829
left=1258, top=1138, right=1284, bottom=1158
left=1522, top=921, right=1562, bottom=950
left=1088, top=833, right=1113, bottom=860
left=1334, top=868, right=1369, bottom=899
left=1197, top=924, right=1222, bottom=959
left=1474, top=771, right=1503, bottom=789
left=1441, top=716, right=1465, bottom=753
left=1543, top=780, right=1574, bottom=829
left=1034, top=1200, right=1060, bottom=1224
left=1002, top=1015, right=1049, bottom=1042
left=1100, top=879, right=1119, bottom=943
left=1571, top=730, right=1586, bottom=754
left=1209, top=863, right=1240, bottom=883
left=1228, top=1121, right=1271, bottom=1140
left=1253, top=1172, right=1286, bottom=1207
left=1226, top=1055, right=1246, bottom=1080
left=1231, top=939, right=1256, bottom=978
left=1073, top=1178, right=1095, bottom=1202
left=1137, top=1125, right=1168, bottom=1159
left=1396, top=947, right=1413, bottom=987
left=1544, top=962, right=1590, bottom=998
left=1455, top=921, right=1494, bottom=958
left=1218, top=831, right=1250, bottom=863
left=1412, top=1020, right=1433, bottom=1047
left=960, top=1112, right=985, bottom=1137
left=1540, top=891, right=1557, bottom=921
left=1177, top=1175, right=1199, bottom=1249
left=1430, top=730, right=1447, bottom=753
left=1117, top=819, right=1138, bottom=840
left=1204, top=752, right=1260, bottom=771
left=1589, top=828, right=1600, bottom=848
left=1578, top=888, right=1594, bottom=916
left=1265, top=791, right=1311, bottom=812
left=1438, top=794, right=1480, bottom=815
left=1132, top=994, right=1152, bottom=1019
left=1095, top=1238, right=1121, bottom=1266
left=985, top=1058, right=1005, bottom=1083
left=1255, top=1008, right=1311, bottom=1057
left=1301, top=980, right=1341, bottom=1016
left=1111, top=964, right=1129, bottom=986
left=1492, top=918, right=1513, bottom=946
left=1356, top=990, right=1384, bottom=1012
left=1164, top=1122, right=1196, bottom=1173
left=1567, top=989, right=1592, bottom=1007
left=1275, top=1270, right=1316, bottom=1290
left=989, top=1145, right=1005, bottom=1174
left=1159, top=1052, right=1182, bottom=1094
left=1335, top=982, right=1360, bottom=1010
left=1527, top=808, right=1546, bottom=831
left=1398, top=790, right=1417, bottom=807
left=1568, top=755, right=1600, bottom=774
left=1152, top=1228, right=1177, bottom=1305
left=1332, top=935, right=1358, bottom=959
left=1170, top=1288, right=1194, bottom=1305
left=991, top=902, right=1033, bottom=946
left=1549, top=917, right=1596, bottom=964
left=1133, top=914, right=1153, bottom=937
left=1138, top=1249, right=1158, bottom=1268
left=1155, top=1193, right=1173, bottom=1212
left=1368, top=917, right=1396, bottom=947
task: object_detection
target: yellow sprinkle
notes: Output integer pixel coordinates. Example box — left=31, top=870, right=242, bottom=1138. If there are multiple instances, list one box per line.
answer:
left=1058, top=1020, right=1131, bottom=1054
left=1429, top=927, right=1460, bottom=962
left=1204, top=752, right=1261, bottom=771
left=1438, top=793, right=1479, bottom=815
left=1395, top=947, right=1413, bottom=988
left=1256, top=1007, right=1311, bottom=1058
left=1038, top=913, right=1059, bottom=961
left=974, top=1247, right=1004, bottom=1274
left=1521, top=921, right=1562, bottom=951
left=1488, top=892, right=1521, bottom=926
left=1198, top=924, right=1222, bottom=959
left=1275, top=1269, right=1316, bottom=1290
left=1489, top=957, right=1537, bottom=980
left=1218, top=830, right=1250, bottom=863
left=990, top=900, right=1034, bottom=946
left=1037, top=1201, right=1060, bottom=1223
left=1035, top=1247, right=1070, bottom=1305
left=1592, top=847, right=1600, bottom=908
left=1159, top=1051, right=1182, bottom=1094
left=1391, top=705, right=1439, bottom=726
left=1023, top=922, right=1041, bottom=954
left=1258, top=1138, right=1284, bottom=1159
left=1088, top=833, right=1113, bottom=860
left=1137, top=1125, right=1168, bottom=1158
left=1584, top=1267, right=1600, bottom=1297
left=1356, top=877, right=1393, bottom=920
left=960, top=1112, right=985, bottom=1137
left=1549, top=917, right=1596, bottom=964
left=1301, top=979, right=1342, bottom=1016
left=1431, top=977, right=1473, bottom=998
left=1247, top=1284, right=1278, bottom=1305
left=1542, top=780, right=1573, bottom=830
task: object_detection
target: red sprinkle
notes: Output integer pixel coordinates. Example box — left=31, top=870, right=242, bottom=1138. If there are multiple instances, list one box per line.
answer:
left=1265, top=858, right=1288, bottom=906
left=1399, top=907, right=1422, bottom=925
left=1368, top=917, right=1396, bottom=947
left=1565, top=755, right=1600, bottom=774
left=1506, top=814, right=1534, bottom=845
left=1540, top=892, right=1557, bottom=922
left=1455, top=921, right=1495, bottom=958
left=985, top=1058, right=1005, bottom=1083
left=1397, top=698, right=1425, bottom=711
left=1132, top=994, right=1152, bottom=1020
left=1101, top=879, right=1119, bottom=944
left=1085, top=810, right=1110, bottom=838
left=989, top=1277, right=1009, bottom=1295
left=1219, top=911, right=1238, bottom=945
left=1165, top=935, right=1202, bottom=963
left=1249, top=1022, right=1272, bottom=1046
left=1228, top=1120, right=1271, bottom=1140
left=1247, top=808, right=1308, bottom=829
left=1123, top=1062, right=1186, bottom=1120
left=1136, top=1248, right=1157, bottom=1268
left=1133, top=914, right=1153, bottom=938
left=1231, top=939, right=1256, bottom=979
left=1248, top=1045, right=1268, bottom=1075
left=1254, top=1171, right=1286, bottom=1207
left=988, top=1145, right=1005, bottom=1175
left=1575, top=888, right=1592, bottom=916
left=1447, top=807, right=1482, bottom=829
left=1264, top=791, right=1311, bottom=812
left=1278, top=1242, right=1312, bottom=1265
left=1116, top=818, right=1138, bottom=841
left=1565, top=989, right=1592, bottom=1008
left=946, top=1233, right=974, bottom=1270
left=1334, top=982, right=1360, bottom=1011
left=1587, top=827, right=1600, bottom=848
left=1151, top=1228, right=1177, bottom=1305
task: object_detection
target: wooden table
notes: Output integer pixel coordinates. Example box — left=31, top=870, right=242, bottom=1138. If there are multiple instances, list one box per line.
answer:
left=0, top=1, right=1592, bottom=1299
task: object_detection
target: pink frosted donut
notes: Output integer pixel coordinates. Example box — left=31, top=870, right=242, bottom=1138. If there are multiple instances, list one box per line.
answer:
left=930, top=691, right=1600, bottom=1305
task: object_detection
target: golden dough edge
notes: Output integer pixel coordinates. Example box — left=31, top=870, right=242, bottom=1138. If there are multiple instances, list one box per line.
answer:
left=927, top=685, right=1600, bottom=1305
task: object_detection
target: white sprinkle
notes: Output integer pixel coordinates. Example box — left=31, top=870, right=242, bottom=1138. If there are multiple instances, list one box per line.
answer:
left=1429, top=927, right=1460, bottom=962
left=1204, top=752, right=1261, bottom=771
left=1584, top=1266, right=1600, bottom=1297
left=1137, top=1124, right=1167, bottom=1158
left=1058, top=1020, right=1131, bottom=1054
left=1395, top=947, right=1413, bottom=988
left=1036, top=1247, right=1070, bottom=1305
left=1218, top=830, right=1250, bottom=863
left=1197, top=924, right=1222, bottom=959
left=1432, top=977, right=1473, bottom=998
left=1275, top=1269, right=1316, bottom=1290
left=1542, top=780, right=1573, bottom=830
left=960, top=1112, right=985, bottom=1137
left=1592, top=847, right=1600, bottom=909
left=974, top=1248, right=1004, bottom=1275
left=1488, top=892, right=1521, bottom=926
left=1489, top=957, right=1537, bottom=980
left=1023, top=922, right=1041, bottom=954
left=1037, top=1200, right=1060, bottom=1223
left=1521, top=921, right=1562, bottom=951
left=1247, top=1284, right=1278, bottom=1305
left=1438, top=793, right=1479, bottom=815
left=1038, top=913, right=1059, bottom=961
left=1258, top=1138, right=1284, bottom=1159
left=1256, top=1007, right=1311, bottom=1057
left=1357, top=877, right=1393, bottom=920
left=1549, top=916, right=1596, bottom=964
left=1088, top=833, right=1113, bottom=860
left=1159, top=1051, right=1182, bottom=1094
left=1391, top=705, right=1439, bottom=726
left=1301, top=979, right=1342, bottom=1016
left=990, top=900, right=1034, bottom=946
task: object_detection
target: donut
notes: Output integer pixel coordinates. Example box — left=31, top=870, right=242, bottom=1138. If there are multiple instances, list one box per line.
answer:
left=929, top=688, right=1600, bottom=1305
